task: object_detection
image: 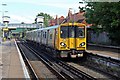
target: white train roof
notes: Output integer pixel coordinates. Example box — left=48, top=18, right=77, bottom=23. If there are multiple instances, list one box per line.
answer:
left=26, top=25, right=59, bottom=33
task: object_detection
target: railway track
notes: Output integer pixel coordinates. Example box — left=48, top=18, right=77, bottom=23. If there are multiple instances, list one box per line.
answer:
left=17, top=40, right=96, bottom=80
left=17, top=41, right=39, bottom=79
left=60, top=53, right=120, bottom=80
left=55, top=53, right=120, bottom=79
left=31, top=41, right=120, bottom=80
left=17, top=39, right=120, bottom=80
left=84, top=52, right=120, bottom=79
left=17, top=41, right=58, bottom=79
left=86, top=43, right=120, bottom=79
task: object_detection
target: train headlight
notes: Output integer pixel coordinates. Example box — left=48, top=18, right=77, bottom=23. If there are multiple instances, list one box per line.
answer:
left=60, top=42, right=66, bottom=47
left=80, top=42, right=85, bottom=47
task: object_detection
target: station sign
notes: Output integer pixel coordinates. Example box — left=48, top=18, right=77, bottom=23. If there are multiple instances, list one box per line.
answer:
left=3, top=27, right=9, bottom=31
left=3, top=16, right=10, bottom=23
left=37, top=16, right=44, bottom=23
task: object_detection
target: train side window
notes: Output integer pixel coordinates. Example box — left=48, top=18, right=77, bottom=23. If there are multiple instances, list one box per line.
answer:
left=43, top=32, right=44, bottom=38
left=50, top=34, right=52, bottom=39
left=45, top=32, right=46, bottom=38
left=41, top=31, right=42, bottom=38
left=38, top=32, right=40, bottom=37
left=39, top=32, right=41, bottom=37
left=47, top=30, right=49, bottom=39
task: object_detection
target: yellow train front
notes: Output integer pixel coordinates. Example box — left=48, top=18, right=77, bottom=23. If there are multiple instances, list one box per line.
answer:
left=26, top=22, right=86, bottom=58
left=56, top=23, right=86, bottom=58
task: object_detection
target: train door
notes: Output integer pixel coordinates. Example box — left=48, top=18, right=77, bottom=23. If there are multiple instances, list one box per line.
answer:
left=40, top=30, right=43, bottom=44
left=45, top=31, right=47, bottom=45
left=38, top=31, right=40, bottom=43
left=54, top=29, right=56, bottom=48
left=46, top=30, right=49, bottom=45
left=55, top=28, right=59, bottom=49
left=68, top=26, right=76, bottom=49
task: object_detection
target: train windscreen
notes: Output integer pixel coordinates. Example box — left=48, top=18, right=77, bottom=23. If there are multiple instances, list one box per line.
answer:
left=60, top=26, right=68, bottom=38
left=60, top=26, right=85, bottom=38
left=76, top=27, right=85, bottom=38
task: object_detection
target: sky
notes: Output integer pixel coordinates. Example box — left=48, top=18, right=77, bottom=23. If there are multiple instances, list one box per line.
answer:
left=0, top=0, right=84, bottom=23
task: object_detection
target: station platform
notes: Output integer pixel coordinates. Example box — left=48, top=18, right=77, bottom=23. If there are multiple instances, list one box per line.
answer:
left=87, top=43, right=120, bottom=60
left=87, top=49, right=120, bottom=60
left=1, top=39, right=29, bottom=79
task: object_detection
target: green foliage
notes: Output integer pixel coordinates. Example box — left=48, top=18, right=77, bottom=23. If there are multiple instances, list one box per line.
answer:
left=36, top=12, right=53, bottom=27
left=21, top=22, right=25, bottom=24
left=80, top=1, right=120, bottom=45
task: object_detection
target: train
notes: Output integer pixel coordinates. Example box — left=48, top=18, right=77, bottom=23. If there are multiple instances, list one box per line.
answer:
left=26, top=23, right=87, bottom=58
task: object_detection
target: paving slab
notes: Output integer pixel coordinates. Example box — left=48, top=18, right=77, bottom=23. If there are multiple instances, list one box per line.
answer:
left=0, top=37, right=2, bottom=80
left=1, top=39, right=26, bottom=79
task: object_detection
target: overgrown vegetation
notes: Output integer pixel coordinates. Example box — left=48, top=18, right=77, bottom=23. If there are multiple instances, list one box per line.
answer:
left=79, top=1, right=120, bottom=45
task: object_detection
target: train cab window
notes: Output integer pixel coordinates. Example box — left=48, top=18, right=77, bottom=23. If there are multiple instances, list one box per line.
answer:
left=68, top=27, right=75, bottom=38
left=76, top=27, right=85, bottom=38
left=60, top=26, right=68, bottom=38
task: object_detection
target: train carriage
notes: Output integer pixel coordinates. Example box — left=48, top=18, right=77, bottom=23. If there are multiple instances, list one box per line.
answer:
left=58, top=23, right=86, bottom=58
left=26, top=23, right=86, bottom=58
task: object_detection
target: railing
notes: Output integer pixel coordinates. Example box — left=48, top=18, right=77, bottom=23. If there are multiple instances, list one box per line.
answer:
left=1, top=23, right=40, bottom=28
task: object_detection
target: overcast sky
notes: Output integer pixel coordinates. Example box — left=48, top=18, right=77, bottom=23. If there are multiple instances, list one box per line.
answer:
left=0, top=0, right=84, bottom=23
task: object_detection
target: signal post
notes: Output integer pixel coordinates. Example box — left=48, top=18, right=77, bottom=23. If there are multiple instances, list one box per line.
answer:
left=2, top=16, right=10, bottom=41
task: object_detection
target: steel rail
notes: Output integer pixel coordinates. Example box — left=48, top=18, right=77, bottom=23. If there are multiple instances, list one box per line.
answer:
left=24, top=41, right=96, bottom=80
left=22, top=42, right=74, bottom=80
left=17, top=42, right=39, bottom=79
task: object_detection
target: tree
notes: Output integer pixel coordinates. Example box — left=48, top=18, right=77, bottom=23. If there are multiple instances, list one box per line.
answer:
left=80, top=1, right=120, bottom=45
left=36, top=12, right=53, bottom=27
left=21, top=22, right=25, bottom=24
